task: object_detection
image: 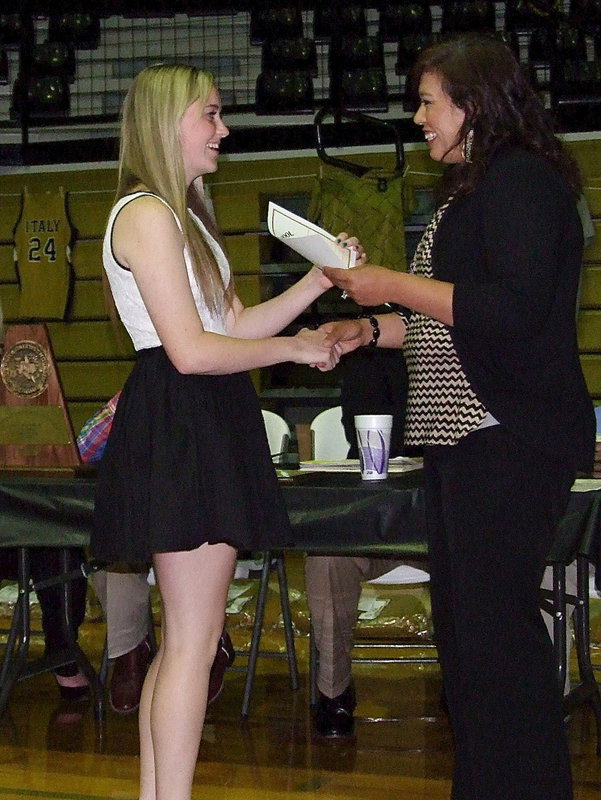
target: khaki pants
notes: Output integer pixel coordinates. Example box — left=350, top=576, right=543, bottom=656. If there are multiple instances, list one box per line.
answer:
left=304, top=555, right=418, bottom=698
left=92, top=570, right=150, bottom=659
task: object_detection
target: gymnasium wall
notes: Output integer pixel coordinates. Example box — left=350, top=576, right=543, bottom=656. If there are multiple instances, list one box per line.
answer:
left=0, top=138, right=599, bottom=434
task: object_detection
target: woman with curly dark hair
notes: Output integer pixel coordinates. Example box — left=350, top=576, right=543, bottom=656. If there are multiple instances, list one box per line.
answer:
left=318, top=33, right=595, bottom=800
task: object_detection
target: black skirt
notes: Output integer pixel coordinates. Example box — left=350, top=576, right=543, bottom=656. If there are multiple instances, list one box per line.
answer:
left=91, top=347, right=293, bottom=563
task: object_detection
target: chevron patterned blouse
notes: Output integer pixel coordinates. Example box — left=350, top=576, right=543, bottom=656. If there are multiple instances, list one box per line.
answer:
left=401, top=199, right=488, bottom=447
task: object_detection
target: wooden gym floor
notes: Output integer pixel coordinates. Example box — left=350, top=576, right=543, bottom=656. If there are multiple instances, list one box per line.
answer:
left=1, top=553, right=600, bottom=800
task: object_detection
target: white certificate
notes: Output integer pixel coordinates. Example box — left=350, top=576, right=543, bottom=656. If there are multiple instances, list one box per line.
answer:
left=267, top=201, right=356, bottom=269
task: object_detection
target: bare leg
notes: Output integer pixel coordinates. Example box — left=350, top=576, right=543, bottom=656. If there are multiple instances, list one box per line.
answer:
left=138, top=542, right=236, bottom=800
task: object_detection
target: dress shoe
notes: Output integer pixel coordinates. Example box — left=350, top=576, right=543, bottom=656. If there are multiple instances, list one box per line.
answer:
left=314, top=683, right=356, bottom=738
left=207, top=630, right=235, bottom=706
left=109, top=636, right=153, bottom=714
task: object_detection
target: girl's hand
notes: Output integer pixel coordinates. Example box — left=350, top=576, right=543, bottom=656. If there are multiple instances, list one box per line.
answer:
left=335, top=231, right=367, bottom=265
left=292, top=327, right=340, bottom=369
left=311, top=232, right=367, bottom=291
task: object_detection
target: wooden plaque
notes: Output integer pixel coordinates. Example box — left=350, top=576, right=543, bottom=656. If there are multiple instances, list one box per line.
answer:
left=0, top=324, right=81, bottom=470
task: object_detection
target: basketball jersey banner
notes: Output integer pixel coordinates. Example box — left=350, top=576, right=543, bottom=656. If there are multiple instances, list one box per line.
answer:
left=14, top=187, right=74, bottom=320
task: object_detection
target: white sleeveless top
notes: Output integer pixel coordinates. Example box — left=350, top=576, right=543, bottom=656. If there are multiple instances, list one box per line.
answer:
left=103, top=192, right=230, bottom=351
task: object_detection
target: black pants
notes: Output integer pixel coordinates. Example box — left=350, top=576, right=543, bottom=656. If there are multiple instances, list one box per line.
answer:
left=424, top=425, right=573, bottom=800
left=0, top=547, right=87, bottom=674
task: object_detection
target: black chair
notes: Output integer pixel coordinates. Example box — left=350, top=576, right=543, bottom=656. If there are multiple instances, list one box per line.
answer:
left=250, top=6, right=303, bottom=45
left=528, top=25, right=557, bottom=63
left=313, top=4, right=367, bottom=42
left=0, top=13, right=22, bottom=48
left=440, top=0, right=496, bottom=33
left=262, top=37, right=317, bottom=76
left=529, top=22, right=587, bottom=75
left=37, top=0, right=103, bottom=10
left=47, top=13, right=101, bottom=50
left=184, top=1, right=238, bottom=16
left=31, top=41, right=76, bottom=83
left=529, top=63, right=552, bottom=93
left=88, top=0, right=127, bottom=13
left=331, top=66, right=389, bottom=113
left=396, top=32, right=436, bottom=74
left=0, top=48, right=8, bottom=85
left=569, top=0, right=601, bottom=31
left=495, top=29, right=521, bottom=59
left=329, top=33, right=386, bottom=111
left=505, top=0, right=554, bottom=33
left=0, top=0, right=21, bottom=12
left=11, top=73, right=71, bottom=119
left=255, top=69, right=314, bottom=114
left=550, top=58, right=601, bottom=129
left=378, top=1, right=433, bottom=42
left=555, top=22, right=588, bottom=60
left=551, top=57, right=601, bottom=102
left=123, top=2, right=177, bottom=17
left=330, top=34, right=385, bottom=72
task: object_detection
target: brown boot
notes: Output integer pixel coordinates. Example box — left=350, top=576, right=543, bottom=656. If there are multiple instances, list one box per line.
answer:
left=109, top=636, right=153, bottom=714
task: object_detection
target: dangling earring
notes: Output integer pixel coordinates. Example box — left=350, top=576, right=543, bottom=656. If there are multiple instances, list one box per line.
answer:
left=462, top=129, right=474, bottom=163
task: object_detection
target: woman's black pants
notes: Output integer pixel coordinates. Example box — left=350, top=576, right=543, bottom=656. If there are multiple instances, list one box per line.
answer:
left=424, top=425, right=574, bottom=800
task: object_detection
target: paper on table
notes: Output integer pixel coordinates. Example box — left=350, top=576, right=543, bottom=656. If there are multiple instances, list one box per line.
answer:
left=267, top=201, right=356, bottom=269
left=299, top=457, right=423, bottom=473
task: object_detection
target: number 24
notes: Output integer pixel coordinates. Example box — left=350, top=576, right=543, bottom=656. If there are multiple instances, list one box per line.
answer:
left=28, top=237, right=57, bottom=262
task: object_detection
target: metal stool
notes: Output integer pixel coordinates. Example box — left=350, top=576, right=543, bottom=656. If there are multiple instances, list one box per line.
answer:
left=233, top=550, right=299, bottom=717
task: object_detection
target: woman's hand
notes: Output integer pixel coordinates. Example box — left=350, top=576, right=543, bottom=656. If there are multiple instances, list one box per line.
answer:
left=316, top=319, right=367, bottom=367
left=312, top=319, right=365, bottom=371
left=292, top=327, right=341, bottom=370
left=321, top=264, right=396, bottom=307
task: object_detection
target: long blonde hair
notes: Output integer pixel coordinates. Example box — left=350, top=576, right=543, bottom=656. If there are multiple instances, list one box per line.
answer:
left=116, top=63, right=230, bottom=315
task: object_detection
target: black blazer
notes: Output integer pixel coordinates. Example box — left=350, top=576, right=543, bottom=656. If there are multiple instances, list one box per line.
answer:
left=431, top=147, right=595, bottom=473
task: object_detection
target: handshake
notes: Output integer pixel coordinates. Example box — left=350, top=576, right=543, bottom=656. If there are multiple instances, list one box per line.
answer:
left=293, top=318, right=370, bottom=372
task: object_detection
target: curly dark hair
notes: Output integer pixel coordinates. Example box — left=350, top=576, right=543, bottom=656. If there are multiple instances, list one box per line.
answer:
left=410, top=33, right=582, bottom=199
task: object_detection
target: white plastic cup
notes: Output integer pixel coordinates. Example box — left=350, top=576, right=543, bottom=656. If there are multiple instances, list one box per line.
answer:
left=354, top=414, right=393, bottom=480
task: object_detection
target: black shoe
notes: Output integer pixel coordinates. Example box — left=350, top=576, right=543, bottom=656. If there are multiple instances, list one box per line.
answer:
left=314, top=684, right=356, bottom=738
